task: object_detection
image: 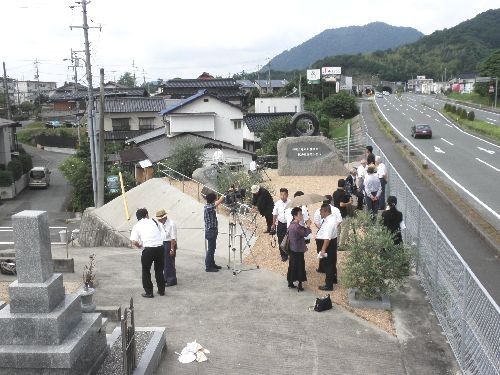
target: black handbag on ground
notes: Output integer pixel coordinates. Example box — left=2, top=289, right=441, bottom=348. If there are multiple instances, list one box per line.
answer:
left=314, top=294, right=332, bottom=312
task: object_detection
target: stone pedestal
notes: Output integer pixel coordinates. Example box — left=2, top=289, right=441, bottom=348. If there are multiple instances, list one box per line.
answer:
left=277, top=136, right=346, bottom=176
left=0, top=210, right=108, bottom=374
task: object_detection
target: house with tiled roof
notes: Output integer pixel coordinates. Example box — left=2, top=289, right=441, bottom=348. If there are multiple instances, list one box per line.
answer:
left=254, top=79, right=289, bottom=95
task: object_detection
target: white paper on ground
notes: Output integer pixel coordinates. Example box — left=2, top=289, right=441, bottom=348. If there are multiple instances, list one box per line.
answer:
left=400, top=221, right=406, bottom=230
left=317, top=252, right=328, bottom=259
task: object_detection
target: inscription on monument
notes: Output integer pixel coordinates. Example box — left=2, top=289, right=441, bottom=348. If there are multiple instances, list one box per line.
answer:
left=286, top=142, right=330, bottom=161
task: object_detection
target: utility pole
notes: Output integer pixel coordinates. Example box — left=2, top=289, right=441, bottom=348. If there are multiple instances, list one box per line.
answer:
left=34, top=59, right=41, bottom=105
left=2, top=62, right=12, bottom=120
left=70, top=0, right=101, bottom=207
left=97, top=68, right=105, bottom=207
left=298, top=73, right=302, bottom=111
left=267, top=58, right=271, bottom=94
left=66, top=49, right=82, bottom=146
left=16, top=80, right=20, bottom=106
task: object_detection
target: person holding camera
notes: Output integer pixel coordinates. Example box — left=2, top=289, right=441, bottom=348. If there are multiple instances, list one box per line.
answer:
left=272, top=188, right=291, bottom=262
left=251, top=185, right=274, bottom=233
left=204, top=192, right=225, bottom=272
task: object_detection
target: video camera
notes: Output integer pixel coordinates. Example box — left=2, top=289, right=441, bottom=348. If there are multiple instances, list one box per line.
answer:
left=224, top=185, right=246, bottom=207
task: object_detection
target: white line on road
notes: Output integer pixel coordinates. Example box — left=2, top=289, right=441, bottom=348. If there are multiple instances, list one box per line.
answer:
left=419, top=111, right=424, bottom=114
left=426, top=114, right=431, bottom=118
left=477, top=147, right=495, bottom=155
left=476, top=158, right=500, bottom=172
left=373, top=100, right=500, bottom=220
left=434, top=118, right=440, bottom=122
left=434, top=146, right=445, bottom=154
left=410, top=118, right=414, bottom=122
left=402, top=112, right=406, bottom=116
left=441, top=138, right=454, bottom=146
left=486, top=118, right=497, bottom=122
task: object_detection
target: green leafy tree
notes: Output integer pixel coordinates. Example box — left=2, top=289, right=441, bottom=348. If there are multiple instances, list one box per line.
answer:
left=256, top=117, right=290, bottom=155
left=0, top=170, right=13, bottom=187
left=166, top=141, right=204, bottom=178
left=7, top=159, right=23, bottom=181
left=215, top=166, right=271, bottom=206
left=467, top=111, right=475, bottom=121
left=321, top=91, right=359, bottom=118
left=18, top=154, right=33, bottom=174
left=475, top=49, right=500, bottom=97
left=117, top=72, right=136, bottom=87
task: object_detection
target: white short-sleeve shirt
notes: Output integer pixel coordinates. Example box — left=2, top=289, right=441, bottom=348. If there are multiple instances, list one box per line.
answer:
left=162, top=218, right=177, bottom=241
left=249, top=161, right=257, bottom=172
left=377, top=163, right=387, bottom=178
left=316, top=214, right=338, bottom=239
left=130, top=218, right=163, bottom=248
left=272, top=199, right=291, bottom=224
left=357, top=165, right=366, bottom=179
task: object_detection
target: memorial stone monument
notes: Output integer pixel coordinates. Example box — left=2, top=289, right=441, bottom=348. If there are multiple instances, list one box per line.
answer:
left=0, top=210, right=108, bottom=374
left=277, top=135, right=346, bottom=176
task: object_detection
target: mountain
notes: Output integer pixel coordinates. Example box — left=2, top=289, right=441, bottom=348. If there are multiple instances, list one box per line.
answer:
left=269, top=22, right=424, bottom=71
left=313, top=9, right=500, bottom=81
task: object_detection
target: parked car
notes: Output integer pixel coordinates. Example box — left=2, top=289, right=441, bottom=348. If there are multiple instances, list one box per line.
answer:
left=383, top=91, right=390, bottom=96
left=375, top=92, right=383, bottom=98
left=45, top=120, right=61, bottom=128
left=411, top=124, right=432, bottom=139
left=28, top=167, right=51, bottom=188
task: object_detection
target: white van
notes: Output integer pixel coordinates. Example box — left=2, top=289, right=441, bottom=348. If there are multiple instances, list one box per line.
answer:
left=29, top=167, right=51, bottom=188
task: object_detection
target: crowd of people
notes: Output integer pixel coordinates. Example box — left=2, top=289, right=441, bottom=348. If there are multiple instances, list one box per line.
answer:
left=129, top=145, right=403, bottom=298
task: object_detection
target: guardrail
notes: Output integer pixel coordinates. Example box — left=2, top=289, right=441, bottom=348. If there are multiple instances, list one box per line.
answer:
left=0, top=226, right=71, bottom=258
left=362, top=116, right=500, bottom=374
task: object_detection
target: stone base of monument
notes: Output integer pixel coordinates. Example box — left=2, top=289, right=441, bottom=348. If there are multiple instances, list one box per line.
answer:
left=277, top=136, right=346, bottom=176
left=99, top=326, right=166, bottom=375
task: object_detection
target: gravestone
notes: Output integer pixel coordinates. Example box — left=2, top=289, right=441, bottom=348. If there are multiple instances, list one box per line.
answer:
left=277, top=136, right=346, bottom=176
left=0, top=210, right=108, bottom=374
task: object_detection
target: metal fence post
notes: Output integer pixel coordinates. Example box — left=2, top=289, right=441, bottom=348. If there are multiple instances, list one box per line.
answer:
left=459, top=270, right=469, bottom=367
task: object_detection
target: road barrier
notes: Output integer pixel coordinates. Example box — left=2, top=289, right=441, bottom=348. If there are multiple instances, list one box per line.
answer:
left=365, top=132, right=499, bottom=374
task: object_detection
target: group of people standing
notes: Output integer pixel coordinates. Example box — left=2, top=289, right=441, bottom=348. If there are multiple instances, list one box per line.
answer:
left=130, top=208, right=177, bottom=298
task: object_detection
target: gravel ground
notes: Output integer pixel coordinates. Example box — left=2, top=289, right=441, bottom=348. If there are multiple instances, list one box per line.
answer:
left=0, top=280, right=82, bottom=304
left=97, top=330, right=154, bottom=375
left=167, top=171, right=395, bottom=335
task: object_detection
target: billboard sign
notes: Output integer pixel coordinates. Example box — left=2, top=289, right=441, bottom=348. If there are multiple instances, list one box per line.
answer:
left=321, top=67, right=341, bottom=82
left=307, top=69, right=321, bottom=84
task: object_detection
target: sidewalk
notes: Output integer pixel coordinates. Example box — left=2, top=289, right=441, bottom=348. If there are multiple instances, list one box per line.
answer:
left=41, top=242, right=459, bottom=375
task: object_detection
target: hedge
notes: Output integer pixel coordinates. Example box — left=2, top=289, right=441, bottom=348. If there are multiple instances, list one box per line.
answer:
left=18, top=154, right=33, bottom=174
left=7, top=159, right=23, bottom=181
left=0, top=170, right=13, bottom=187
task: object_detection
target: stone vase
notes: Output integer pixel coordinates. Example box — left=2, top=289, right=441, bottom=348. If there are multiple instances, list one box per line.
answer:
left=80, top=287, right=96, bottom=313
left=347, top=288, right=391, bottom=310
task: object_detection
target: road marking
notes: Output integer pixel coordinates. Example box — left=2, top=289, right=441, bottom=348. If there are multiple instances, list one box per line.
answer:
left=477, top=147, right=495, bottom=155
left=402, top=112, right=406, bottom=116
left=434, top=146, right=445, bottom=154
left=486, top=118, right=497, bottom=122
left=441, top=138, right=454, bottom=146
left=434, top=118, right=440, bottom=122
left=410, top=118, right=414, bottom=122
left=426, top=114, right=431, bottom=118
left=419, top=111, right=424, bottom=114
left=372, top=100, right=500, bottom=220
left=476, top=158, right=500, bottom=172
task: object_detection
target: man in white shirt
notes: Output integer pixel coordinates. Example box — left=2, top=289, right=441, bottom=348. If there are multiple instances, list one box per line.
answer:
left=248, top=155, right=258, bottom=174
left=130, top=208, right=165, bottom=298
left=375, top=155, right=388, bottom=210
left=313, top=196, right=341, bottom=273
left=271, top=187, right=291, bottom=261
left=356, top=159, right=367, bottom=192
left=156, top=209, right=178, bottom=287
left=316, top=204, right=339, bottom=291
left=212, top=145, right=225, bottom=165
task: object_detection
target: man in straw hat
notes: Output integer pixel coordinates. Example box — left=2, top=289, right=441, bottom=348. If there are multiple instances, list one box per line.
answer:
left=251, top=184, right=274, bottom=233
left=156, top=209, right=178, bottom=287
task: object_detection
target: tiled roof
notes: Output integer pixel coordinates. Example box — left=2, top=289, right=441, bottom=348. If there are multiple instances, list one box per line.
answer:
left=49, top=87, right=148, bottom=102
left=103, top=97, right=165, bottom=113
left=163, top=78, right=240, bottom=89
left=254, top=79, right=289, bottom=89
left=119, top=147, right=147, bottom=163
left=243, top=112, right=294, bottom=133
left=125, top=127, right=165, bottom=145
left=237, top=80, right=257, bottom=89
left=0, top=118, right=19, bottom=127
left=159, top=90, right=243, bottom=116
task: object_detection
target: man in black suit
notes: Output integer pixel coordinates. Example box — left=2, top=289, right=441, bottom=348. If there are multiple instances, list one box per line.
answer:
left=251, top=185, right=274, bottom=233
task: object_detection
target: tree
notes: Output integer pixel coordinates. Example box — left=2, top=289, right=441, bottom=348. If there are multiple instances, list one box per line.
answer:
left=117, top=72, right=136, bottom=87
left=321, top=91, right=359, bottom=118
left=166, top=141, right=204, bottom=178
left=256, top=117, right=290, bottom=155
left=475, top=49, right=500, bottom=97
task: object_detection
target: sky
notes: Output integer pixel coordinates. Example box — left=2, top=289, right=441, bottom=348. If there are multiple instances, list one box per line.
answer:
left=1, top=0, right=498, bottom=87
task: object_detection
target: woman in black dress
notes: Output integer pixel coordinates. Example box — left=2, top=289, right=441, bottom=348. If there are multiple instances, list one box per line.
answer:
left=381, top=195, right=403, bottom=245
left=287, top=207, right=312, bottom=292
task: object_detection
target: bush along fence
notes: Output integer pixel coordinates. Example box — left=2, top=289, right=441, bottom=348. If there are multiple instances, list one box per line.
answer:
left=366, top=134, right=499, bottom=374
left=443, top=103, right=475, bottom=121
left=0, top=153, right=33, bottom=199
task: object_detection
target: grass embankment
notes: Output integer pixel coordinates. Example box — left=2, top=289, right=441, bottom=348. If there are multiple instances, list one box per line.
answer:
left=328, top=118, right=350, bottom=138
left=17, top=122, right=84, bottom=146
left=440, top=110, right=500, bottom=143
left=445, top=92, right=491, bottom=107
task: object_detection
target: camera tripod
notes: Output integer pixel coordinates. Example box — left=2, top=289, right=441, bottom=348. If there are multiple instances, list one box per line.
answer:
left=227, top=206, right=259, bottom=276
left=257, top=165, right=271, bottom=182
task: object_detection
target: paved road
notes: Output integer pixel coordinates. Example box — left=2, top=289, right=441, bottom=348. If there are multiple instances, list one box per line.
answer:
left=0, top=146, right=75, bottom=247
left=412, top=94, right=500, bottom=126
left=360, top=100, right=500, bottom=304
left=374, top=93, right=500, bottom=229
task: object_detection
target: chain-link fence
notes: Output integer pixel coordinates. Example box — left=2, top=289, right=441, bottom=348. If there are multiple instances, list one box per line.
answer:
left=367, top=136, right=500, bottom=375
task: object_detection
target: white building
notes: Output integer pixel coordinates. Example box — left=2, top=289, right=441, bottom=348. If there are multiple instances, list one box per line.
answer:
left=407, top=75, right=434, bottom=94
left=0, top=118, right=19, bottom=167
left=254, top=97, right=303, bottom=113
left=16, top=80, right=57, bottom=103
left=160, top=90, right=245, bottom=148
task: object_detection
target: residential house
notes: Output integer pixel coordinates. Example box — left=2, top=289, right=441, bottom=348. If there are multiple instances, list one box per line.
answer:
left=0, top=118, right=20, bottom=167
left=255, top=97, right=303, bottom=113
left=16, top=80, right=57, bottom=103
left=254, top=79, right=289, bottom=95
left=243, top=112, right=294, bottom=151
left=159, top=77, right=245, bottom=106
left=236, top=80, right=257, bottom=94
left=407, top=76, right=434, bottom=94
left=96, top=97, right=165, bottom=142
left=0, top=78, right=17, bottom=105
left=449, top=72, right=478, bottom=94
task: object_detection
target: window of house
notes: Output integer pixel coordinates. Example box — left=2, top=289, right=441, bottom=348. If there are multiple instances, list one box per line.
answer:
left=111, top=118, right=130, bottom=131
left=273, top=106, right=277, bottom=113
left=139, top=117, right=155, bottom=130
left=233, top=120, right=242, bottom=130
left=267, top=106, right=271, bottom=113
left=294, top=105, right=298, bottom=112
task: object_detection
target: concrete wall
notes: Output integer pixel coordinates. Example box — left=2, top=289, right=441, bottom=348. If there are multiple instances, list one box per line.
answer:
left=0, top=173, right=28, bottom=200
left=255, top=97, right=302, bottom=113
left=0, top=127, right=12, bottom=167
left=103, top=112, right=163, bottom=132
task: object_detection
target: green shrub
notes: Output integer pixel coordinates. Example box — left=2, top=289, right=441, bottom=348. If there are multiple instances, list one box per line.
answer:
left=166, top=141, right=204, bottom=178
left=7, top=159, right=23, bottom=181
left=460, top=108, right=468, bottom=119
left=451, top=105, right=457, bottom=113
left=256, top=117, right=290, bottom=155
left=0, top=170, right=13, bottom=187
left=467, top=111, right=475, bottom=121
left=341, top=211, right=414, bottom=299
left=322, top=91, right=359, bottom=118
left=18, top=154, right=33, bottom=174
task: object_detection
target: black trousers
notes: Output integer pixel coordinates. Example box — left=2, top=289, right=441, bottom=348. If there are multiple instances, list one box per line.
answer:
left=141, top=246, right=165, bottom=294
left=316, top=239, right=326, bottom=272
left=264, top=213, right=273, bottom=231
left=277, top=221, right=288, bottom=259
left=323, top=238, right=338, bottom=288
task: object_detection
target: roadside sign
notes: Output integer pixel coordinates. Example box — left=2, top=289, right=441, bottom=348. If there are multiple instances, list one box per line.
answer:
left=489, top=85, right=495, bottom=93
left=307, top=69, right=321, bottom=85
left=106, top=175, right=120, bottom=193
